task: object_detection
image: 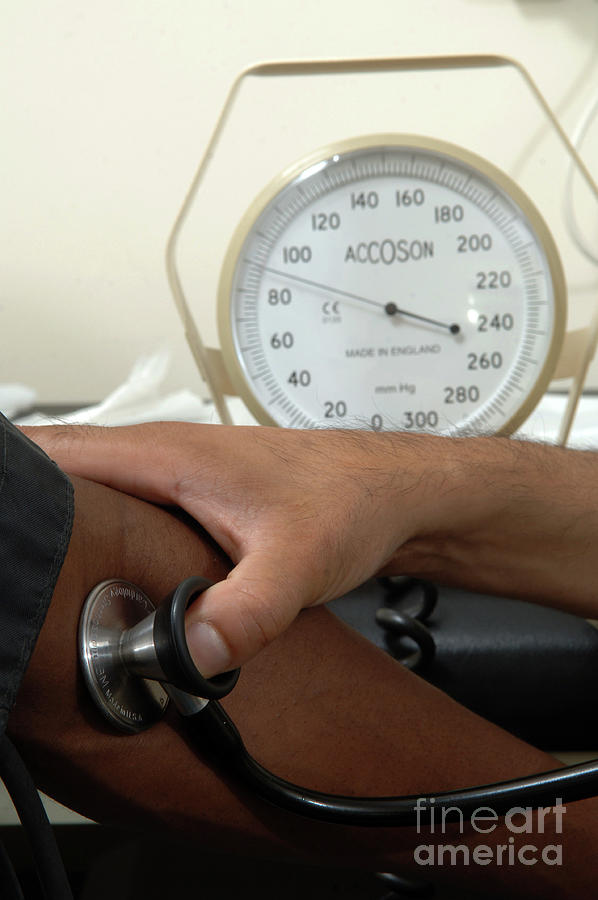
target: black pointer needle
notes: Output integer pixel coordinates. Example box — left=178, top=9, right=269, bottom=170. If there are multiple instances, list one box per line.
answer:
left=260, top=264, right=461, bottom=335
left=384, top=302, right=461, bottom=335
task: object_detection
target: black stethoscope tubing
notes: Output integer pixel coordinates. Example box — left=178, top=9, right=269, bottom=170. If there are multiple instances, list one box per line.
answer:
left=186, top=694, right=598, bottom=827
left=81, top=576, right=598, bottom=827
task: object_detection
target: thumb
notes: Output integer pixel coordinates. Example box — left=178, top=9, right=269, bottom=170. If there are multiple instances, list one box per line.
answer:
left=184, top=551, right=314, bottom=676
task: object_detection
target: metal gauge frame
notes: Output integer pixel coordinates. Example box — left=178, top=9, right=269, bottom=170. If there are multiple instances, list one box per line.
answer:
left=166, top=55, right=598, bottom=434
left=216, top=132, right=567, bottom=435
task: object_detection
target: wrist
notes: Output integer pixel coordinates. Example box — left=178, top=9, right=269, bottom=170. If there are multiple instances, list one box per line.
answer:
left=389, top=435, right=598, bottom=615
left=349, top=431, right=466, bottom=575
left=390, top=435, right=543, bottom=582
left=387, top=434, right=498, bottom=576
left=380, top=432, right=470, bottom=575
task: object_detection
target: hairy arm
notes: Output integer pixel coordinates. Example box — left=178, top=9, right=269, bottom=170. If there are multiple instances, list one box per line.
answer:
left=393, top=435, right=598, bottom=617
left=6, top=473, right=598, bottom=897
left=23, top=424, right=598, bottom=673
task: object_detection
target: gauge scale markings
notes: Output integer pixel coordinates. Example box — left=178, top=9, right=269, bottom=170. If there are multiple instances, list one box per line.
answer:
left=219, top=136, right=565, bottom=435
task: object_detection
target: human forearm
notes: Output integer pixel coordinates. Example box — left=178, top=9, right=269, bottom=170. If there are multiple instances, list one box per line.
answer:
left=393, top=436, right=598, bottom=617
left=23, top=422, right=598, bottom=663
left=6, top=473, right=598, bottom=897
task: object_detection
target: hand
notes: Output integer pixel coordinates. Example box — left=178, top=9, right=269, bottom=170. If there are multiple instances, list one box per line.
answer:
left=22, top=423, right=441, bottom=675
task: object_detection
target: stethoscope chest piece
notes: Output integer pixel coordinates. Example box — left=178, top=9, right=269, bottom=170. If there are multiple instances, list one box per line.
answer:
left=78, top=580, right=169, bottom=734
left=78, top=578, right=598, bottom=826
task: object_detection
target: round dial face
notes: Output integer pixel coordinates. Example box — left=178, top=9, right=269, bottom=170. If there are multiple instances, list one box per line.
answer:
left=218, top=135, right=566, bottom=434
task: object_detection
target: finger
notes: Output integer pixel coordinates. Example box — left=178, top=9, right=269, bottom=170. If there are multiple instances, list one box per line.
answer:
left=20, top=422, right=194, bottom=505
left=184, top=551, right=317, bottom=675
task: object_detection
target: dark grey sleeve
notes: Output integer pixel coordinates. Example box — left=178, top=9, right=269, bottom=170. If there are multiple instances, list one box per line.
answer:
left=0, top=414, right=74, bottom=734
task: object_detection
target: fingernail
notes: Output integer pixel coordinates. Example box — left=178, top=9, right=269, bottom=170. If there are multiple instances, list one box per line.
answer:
left=186, top=622, right=231, bottom=678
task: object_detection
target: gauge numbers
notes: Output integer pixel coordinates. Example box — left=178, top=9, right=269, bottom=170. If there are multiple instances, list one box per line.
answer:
left=218, top=135, right=565, bottom=434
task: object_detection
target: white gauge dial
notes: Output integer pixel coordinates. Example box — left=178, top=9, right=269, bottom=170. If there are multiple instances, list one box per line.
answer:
left=218, top=135, right=566, bottom=434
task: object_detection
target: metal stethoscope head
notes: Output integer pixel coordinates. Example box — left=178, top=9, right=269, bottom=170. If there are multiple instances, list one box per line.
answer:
left=78, top=576, right=598, bottom=832
left=78, top=576, right=240, bottom=734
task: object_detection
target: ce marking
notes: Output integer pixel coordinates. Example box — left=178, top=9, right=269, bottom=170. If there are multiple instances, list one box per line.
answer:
left=322, top=301, right=340, bottom=315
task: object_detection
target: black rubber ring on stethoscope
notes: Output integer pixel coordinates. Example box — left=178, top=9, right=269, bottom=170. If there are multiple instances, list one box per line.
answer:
left=153, top=576, right=240, bottom=699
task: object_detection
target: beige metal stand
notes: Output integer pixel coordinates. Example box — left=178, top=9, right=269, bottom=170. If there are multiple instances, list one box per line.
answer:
left=166, top=55, right=598, bottom=438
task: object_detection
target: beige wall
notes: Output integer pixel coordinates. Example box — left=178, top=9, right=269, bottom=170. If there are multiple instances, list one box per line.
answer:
left=3, top=0, right=598, bottom=405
